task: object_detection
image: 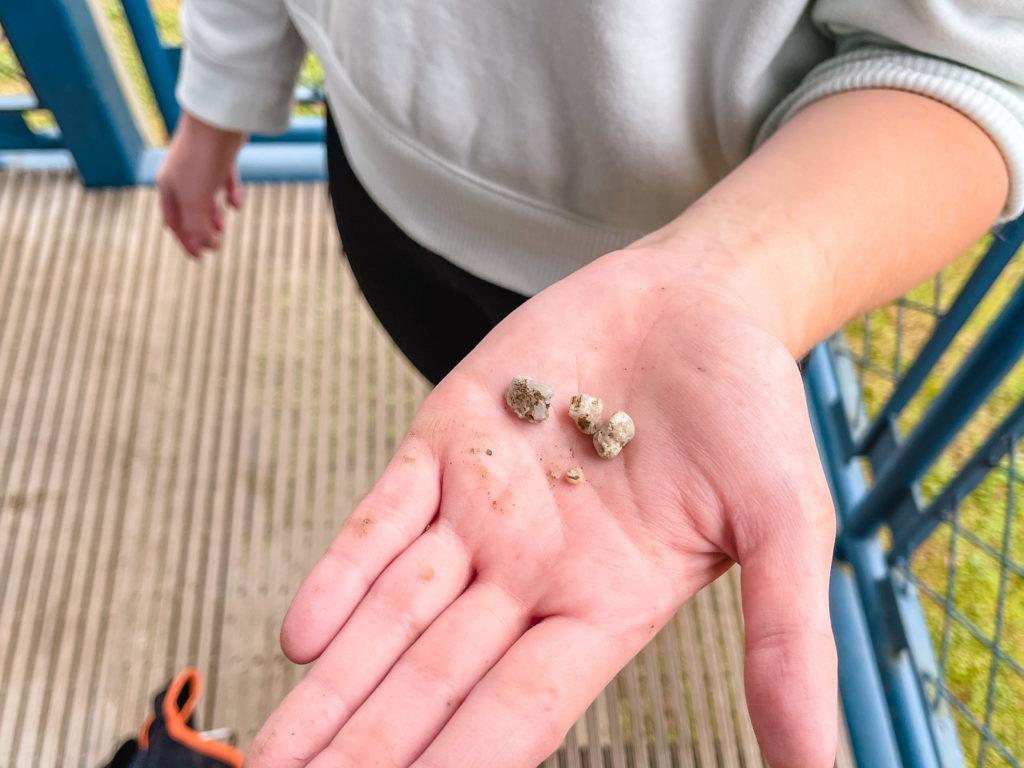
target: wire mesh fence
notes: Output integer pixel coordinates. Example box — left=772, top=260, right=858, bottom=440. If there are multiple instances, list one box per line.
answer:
left=838, top=239, right=1024, bottom=767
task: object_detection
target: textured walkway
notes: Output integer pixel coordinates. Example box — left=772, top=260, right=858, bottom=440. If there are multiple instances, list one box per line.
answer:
left=0, top=171, right=853, bottom=767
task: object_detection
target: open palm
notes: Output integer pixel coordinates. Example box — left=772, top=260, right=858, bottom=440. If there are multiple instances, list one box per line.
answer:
left=248, top=246, right=838, bottom=768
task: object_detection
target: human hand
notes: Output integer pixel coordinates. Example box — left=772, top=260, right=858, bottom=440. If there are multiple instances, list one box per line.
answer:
left=156, top=111, right=246, bottom=258
left=247, top=243, right=839, bottom=768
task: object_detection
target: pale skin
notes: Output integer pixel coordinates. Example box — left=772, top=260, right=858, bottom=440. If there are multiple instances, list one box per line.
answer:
left=158, top=90, right=1008, bottom=767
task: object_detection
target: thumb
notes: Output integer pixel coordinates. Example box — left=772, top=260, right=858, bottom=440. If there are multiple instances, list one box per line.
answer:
left=739, top=503, right=838, bottom=768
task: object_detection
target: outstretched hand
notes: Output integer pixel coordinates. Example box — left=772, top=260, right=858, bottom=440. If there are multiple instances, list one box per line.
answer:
left=248, top=244, right=838, bottom=768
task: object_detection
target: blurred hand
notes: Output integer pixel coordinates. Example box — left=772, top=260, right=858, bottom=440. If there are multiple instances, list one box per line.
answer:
left=157, top=112, right=246, bottom=258
left=247, top=245, right=839, bottom=768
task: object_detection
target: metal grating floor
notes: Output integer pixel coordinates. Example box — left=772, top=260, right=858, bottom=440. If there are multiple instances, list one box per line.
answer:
left=0, top=171, right=854, bottom=767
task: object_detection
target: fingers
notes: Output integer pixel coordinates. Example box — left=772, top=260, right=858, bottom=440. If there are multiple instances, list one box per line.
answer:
left=413, top=617, right=623, bottom=768
left=156, top=170, right=238, bottom=258
left=739, top=509, right=838, bottom=767
left=281, top=438, right=443, bottom=663
left=158, top=181, right=181, bottom=239
left=251, top=524, right=473, bottom=766
left=157, top=186, right=221, bottom=258
left=211, top=202, right=225, bottom=236
left=226, top=167, right=244, bottom=209
left=180, top=200, right=221, bottom=255
left=303, top=582, right=529, bottom=768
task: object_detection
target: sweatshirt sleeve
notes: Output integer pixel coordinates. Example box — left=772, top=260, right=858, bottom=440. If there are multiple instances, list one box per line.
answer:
left=756, top=1, right=1024, bottom=221
left=176, top=0, right=306, bottom=135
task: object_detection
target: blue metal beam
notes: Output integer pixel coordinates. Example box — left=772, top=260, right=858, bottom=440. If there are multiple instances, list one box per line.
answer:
left=120, top=0, right=180, bottom=133
left=843, top=535, right=959, bottom=768
left=0, top=96, right=63, bottom=151
left=136, top=143, right=326, bottom=184
left=890, top=397, right=1024, bottom=559
left=888, top=566, right=968, bottom=768
left=0, top=0, right=145, bottom=186
left=808, top=343, right=968, bottom=767
left=805, top=346, right=908, bottom=768
left=829, top=564, right=905, bottom=768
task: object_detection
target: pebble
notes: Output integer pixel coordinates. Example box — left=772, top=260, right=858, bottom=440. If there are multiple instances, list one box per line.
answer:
left=593, top=411, right=636, bottom=458
left=568, top=394, right=603, bottom=435
left=505, top=375, right=553, bottom=423
left=565, top=467, right=585, bottom=484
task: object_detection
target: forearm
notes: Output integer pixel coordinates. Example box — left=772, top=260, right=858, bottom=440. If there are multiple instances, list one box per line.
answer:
left=634, top=89, right=1010, bottom=356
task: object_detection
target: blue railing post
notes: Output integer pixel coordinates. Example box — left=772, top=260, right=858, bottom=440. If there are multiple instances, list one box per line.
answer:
left=120, top=0, right=179, bottom=133
left=0, top=0, right=144, bottom=186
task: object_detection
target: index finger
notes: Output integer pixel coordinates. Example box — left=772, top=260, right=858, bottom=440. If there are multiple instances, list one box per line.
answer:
left=280, top=436, right=442, bottom=663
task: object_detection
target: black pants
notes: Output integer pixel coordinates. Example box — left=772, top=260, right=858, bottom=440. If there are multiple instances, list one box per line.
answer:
left=326, top=117, right=528, bottom=384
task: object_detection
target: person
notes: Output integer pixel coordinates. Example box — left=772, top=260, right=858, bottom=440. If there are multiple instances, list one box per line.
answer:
left=156, top=2, right=1023, bottom=765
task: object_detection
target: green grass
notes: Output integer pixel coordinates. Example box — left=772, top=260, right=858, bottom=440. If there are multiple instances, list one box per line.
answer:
left=845, top=240, right=1024, bottom=764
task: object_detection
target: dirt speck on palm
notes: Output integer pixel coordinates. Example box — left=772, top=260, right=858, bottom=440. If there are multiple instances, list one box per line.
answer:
left=505, top=375, right=553, bottom=422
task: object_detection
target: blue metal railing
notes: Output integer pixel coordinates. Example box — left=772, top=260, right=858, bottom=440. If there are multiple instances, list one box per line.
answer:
left=0, top=0, right=325, bottom=185
left=2, top=1, right=1024, bottom=765
left=814, top=219, right=1024, bottom=768
left=118, top=0, right=326, bottom=144
left=0, top=0, right=144, bottom=185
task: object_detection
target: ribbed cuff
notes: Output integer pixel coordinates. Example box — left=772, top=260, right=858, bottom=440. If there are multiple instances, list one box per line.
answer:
left=756, top=46, right=1024, bottom=222
left=176, top=47, right=295, bottom=135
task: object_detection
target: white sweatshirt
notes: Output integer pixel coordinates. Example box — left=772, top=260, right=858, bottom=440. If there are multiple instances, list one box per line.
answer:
left=178, top=0, right=1024, bottom=296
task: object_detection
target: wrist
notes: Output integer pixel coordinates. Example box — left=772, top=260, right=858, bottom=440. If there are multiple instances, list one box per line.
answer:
left=624, top=201, right=832, bottom=358
left=624, top=90, right=1008, bottom=359
left=177, top=110, right=247, bottom=147
left=170, top=112, right=247, bottom=174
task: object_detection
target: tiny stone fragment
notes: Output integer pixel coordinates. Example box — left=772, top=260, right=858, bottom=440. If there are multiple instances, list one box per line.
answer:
left=593, top=411, right=636, bottom=459
left=505, top=375, right=553, bottom=423
left=568, top=394, right=603, bottom=435
left=565, top=467, right=584, bottom=484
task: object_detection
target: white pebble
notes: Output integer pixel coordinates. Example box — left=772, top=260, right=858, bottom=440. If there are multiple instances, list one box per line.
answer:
left=505, top=375, right=553, bottom=423
left=593, top=411, right=635, bottom=459
left=568, top=394, right=603, bottom=435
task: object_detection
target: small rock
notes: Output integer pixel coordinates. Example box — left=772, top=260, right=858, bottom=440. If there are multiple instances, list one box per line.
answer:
left=568, top=394, right=603, bottom=435
left=565, top=467, right=584, bottom=484
left=505, top=375, right=553, bottom=423
left=593, top=411, right=635, bottom=458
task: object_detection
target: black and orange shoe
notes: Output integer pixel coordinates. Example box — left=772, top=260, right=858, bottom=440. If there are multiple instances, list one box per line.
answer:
left=101, top=667, right=243, bottom=768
